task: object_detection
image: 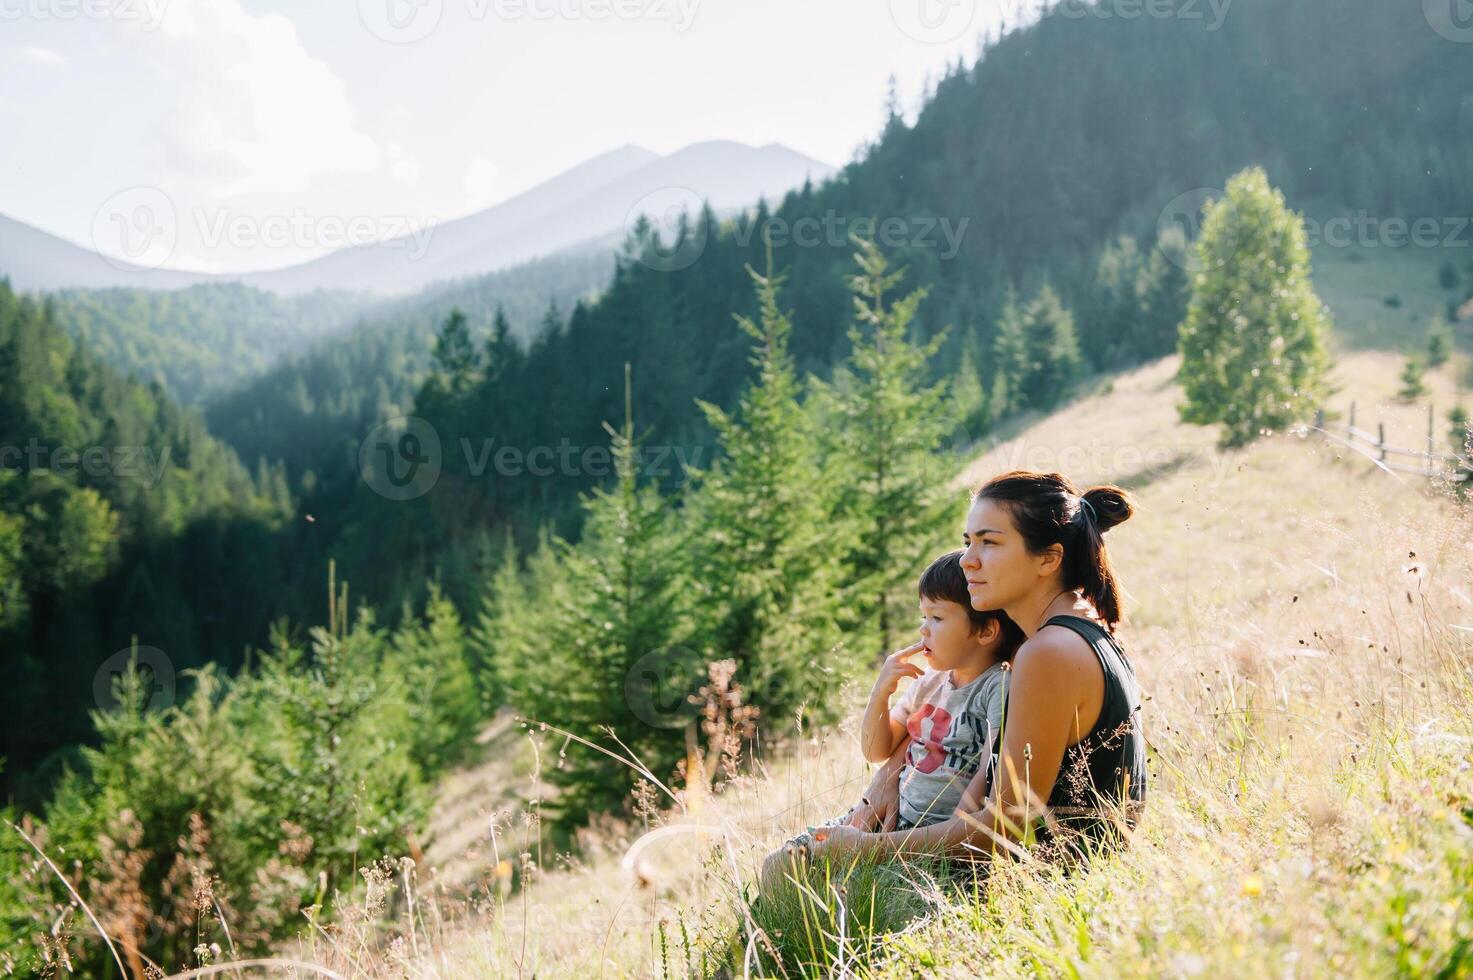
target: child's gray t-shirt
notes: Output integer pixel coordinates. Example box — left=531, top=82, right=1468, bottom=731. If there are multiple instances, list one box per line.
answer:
left=889, top=663, right=1009, bottom=828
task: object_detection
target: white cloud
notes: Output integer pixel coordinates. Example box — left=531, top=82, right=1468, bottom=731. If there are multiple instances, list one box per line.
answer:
left=117, top=0, right=379, bottom=196
left=464, top=155, right=499, bottom=210
left=387, top=142, right=421, bottom=185
left=14, top=46, right=68, bottom=68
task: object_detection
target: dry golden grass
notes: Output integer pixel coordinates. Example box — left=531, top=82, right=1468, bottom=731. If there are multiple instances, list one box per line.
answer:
left=282, top=349, right=1472, bottom=979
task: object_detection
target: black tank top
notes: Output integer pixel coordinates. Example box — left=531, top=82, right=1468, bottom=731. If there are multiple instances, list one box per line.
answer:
left=1035, top=615, right=1148, bottom=853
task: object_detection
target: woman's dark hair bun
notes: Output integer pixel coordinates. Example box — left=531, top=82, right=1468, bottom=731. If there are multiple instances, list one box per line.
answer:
left=1082, top=485, right=1133, bottom=532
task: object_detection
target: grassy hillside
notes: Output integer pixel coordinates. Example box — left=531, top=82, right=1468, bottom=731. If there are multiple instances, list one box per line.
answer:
left=276, top=295, right=1472, bottom=975
left=21, top=248, right=1461, bottom=977
left=1310, top=243, right=1471, bottom=352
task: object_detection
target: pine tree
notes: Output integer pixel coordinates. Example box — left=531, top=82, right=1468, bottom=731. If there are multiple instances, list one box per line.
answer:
left=684, top=256, right=846, bottom=730
left=1450, top=404, right=1471, bottom=458
left=1439, top=259, right=1460, bottom=292
left=1021, top=284, right=1083, bottom=410
left=993, top=284, right=1083, bottom=413
left=474, top=529, right=568, bottom=715
left=989, top=369, right=1012, bottom=425
left=1135, top=226, right=1193, bottom=359
left=0, top=505, right=26, bottom=632
left=1398, top=356, right=1428, bottom=401
left=474, top=535, right=527, bottom=711
left=417, top=308, right=482, bottom=443
left=483, top=305, right=525, bottom=391
left=1426, top=318, right=1453, bottom=369
left=991, top=287, right=1027, bottom=416
left=952, top=345, right=992, bottom=441
left=527, top=367, right=695, bottom=823
left=1091, top=235, right=1143, bottom=366
left=388, top=584, right=479, bottom=769
left=813, top=235, right=954, bottom=660
left=243, top=570, right=422, bottom=894
left=430, top=308, right=479, bottom=394
left=1177, top=168, right=1331, bottom=448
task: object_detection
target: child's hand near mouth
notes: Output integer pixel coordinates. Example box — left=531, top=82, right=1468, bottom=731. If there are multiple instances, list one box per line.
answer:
left=859, top=640, right=926, bottom=763
left=879, top=640, right=927, bottom=684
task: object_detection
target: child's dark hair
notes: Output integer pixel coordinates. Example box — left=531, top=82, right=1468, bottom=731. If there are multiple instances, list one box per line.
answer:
left=919, top=550, right=1026, bottom=661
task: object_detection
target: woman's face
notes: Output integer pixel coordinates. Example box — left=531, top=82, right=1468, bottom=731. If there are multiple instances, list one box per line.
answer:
left=959, top=495, right=1050, bottom=612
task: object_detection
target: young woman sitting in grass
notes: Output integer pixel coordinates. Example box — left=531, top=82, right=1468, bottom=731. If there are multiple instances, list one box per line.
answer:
left=804, top=470, right=1149, bottom=868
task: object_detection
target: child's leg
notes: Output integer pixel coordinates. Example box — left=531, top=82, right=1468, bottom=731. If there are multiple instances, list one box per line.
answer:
left=760, top=806, right=856, bottom=892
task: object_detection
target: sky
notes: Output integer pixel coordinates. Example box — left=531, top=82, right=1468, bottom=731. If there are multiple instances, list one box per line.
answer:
left=0, top=0, right=1029, bottom=274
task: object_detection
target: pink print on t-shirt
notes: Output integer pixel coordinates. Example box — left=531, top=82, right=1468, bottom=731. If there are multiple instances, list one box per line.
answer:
left=905, top=704, right=952, bottom=774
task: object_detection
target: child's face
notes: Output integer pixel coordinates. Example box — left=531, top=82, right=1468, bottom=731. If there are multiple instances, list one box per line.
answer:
left=917, top=596, right=996, bottom=674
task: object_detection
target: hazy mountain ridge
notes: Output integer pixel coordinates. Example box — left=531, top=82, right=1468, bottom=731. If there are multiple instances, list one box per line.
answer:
left=0, top=140, right=834, bottom=297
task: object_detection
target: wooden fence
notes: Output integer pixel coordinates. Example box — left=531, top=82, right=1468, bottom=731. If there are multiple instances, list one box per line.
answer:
left=1312, top=401, right=1472, bottom=483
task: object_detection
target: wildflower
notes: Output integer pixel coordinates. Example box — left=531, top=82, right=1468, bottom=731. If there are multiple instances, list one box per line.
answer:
left=1241, top=874, right=1263, bottom=897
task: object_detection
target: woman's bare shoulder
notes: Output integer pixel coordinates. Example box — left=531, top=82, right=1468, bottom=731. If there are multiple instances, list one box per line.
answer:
left=1013, top=622, right=1102, bottom=686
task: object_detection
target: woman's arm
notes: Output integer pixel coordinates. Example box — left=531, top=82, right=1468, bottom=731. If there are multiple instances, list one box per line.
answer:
left=823, top=763, right=989, bottom=855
